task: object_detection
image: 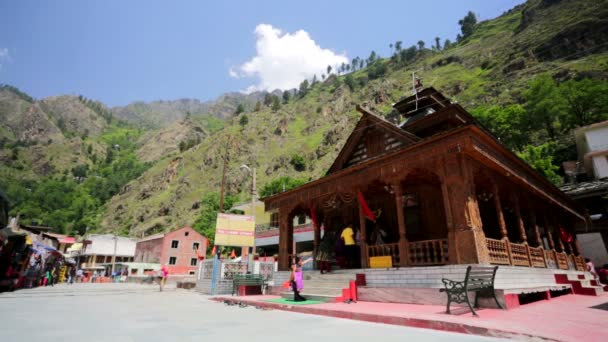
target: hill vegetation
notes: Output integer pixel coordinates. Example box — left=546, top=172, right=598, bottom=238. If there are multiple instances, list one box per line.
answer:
left=0, top=0, right=607, bottom=242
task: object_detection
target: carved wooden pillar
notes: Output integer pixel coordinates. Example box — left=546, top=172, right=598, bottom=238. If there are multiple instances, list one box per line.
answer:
left=511, top=193, right=527, bottom=244
left=443, top=154, right=490, bottom=264
left=551, top=215, right=565, bottom=252
left=542, top=212, right=555, bottom=250
left=358, top=191, right=369, bottom=269
left=526, top=201, right=542, bottom=248
left=313, top=213, right=320, bottom=267
left=278, top=207, right=294, bottom=271
left=491, top=182, right=508, bottom=240
left=393, top=182, right=408, bottom=266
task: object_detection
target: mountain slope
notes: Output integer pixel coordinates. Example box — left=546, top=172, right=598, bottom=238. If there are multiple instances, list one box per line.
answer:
left=97, top=0, right=608, bottom=235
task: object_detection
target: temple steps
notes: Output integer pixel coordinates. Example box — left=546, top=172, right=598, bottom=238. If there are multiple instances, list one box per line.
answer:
left=280, top=272, right=357, bottom=302
left=555, top=274, right=604, bottom=296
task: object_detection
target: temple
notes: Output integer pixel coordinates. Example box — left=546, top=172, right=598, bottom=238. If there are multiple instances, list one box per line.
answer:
left=263, top=87, right=587, bottom=273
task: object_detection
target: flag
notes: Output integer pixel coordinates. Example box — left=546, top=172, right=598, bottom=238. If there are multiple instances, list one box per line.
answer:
left=357, top=191, right=376, bottom=222
left=559, top=227, right=573, bottom=243
left=211, top=245, right=217, bottom=256
left=230, top=249, right=236, bottom=259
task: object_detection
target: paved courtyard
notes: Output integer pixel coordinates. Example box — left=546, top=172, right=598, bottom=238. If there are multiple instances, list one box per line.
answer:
left=0, top=283, right=510, bottom=342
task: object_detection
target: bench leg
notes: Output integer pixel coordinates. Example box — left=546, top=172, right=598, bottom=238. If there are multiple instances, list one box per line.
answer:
left=466, top=293, right=478, bottom=317
left=445, top=295, right=452, bottom=314
left=474, top=291, right=479, bottom=308
left=493, top=291, right=503, bottom=310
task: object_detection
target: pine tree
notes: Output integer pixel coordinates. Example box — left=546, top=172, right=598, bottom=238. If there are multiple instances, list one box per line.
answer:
left=327, top=65, right=332, bottom=75
left=458, top=11, right=477, bottom=40
left=271, top=96, right=281, bottom=112
left=282, top=90, right=291, bottom=104
left=435, top=37, right=441, bottom=51
left=417, top=40, right=425, bottom=50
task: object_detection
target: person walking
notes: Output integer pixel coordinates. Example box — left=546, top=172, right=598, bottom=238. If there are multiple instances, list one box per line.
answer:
left=316, top=230, right=334, bottom=274
left=289, top=257, right=311, bottom=301
left=159, top=265, right=169, bottom=292
left=341, top=223, right=356, bottom=268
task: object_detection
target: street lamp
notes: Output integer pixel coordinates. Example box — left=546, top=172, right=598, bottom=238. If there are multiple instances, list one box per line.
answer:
left=240, top=164, right=256, bottom=273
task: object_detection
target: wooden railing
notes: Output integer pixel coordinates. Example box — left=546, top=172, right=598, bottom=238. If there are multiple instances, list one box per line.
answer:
left=509, top=242, right=531, bottom=267
left=529, top=246, right=546, bottom=268
left=544, top=250, right=557, bottom=269
left=408, top=239, right=448, bottom=265
left=556, top=252, right=569, bottom=270
left=486, top=238, right=511, bottom=265
left=367, top=243, right=400, bottom=267
left=574, top=255, right=586, bottom=272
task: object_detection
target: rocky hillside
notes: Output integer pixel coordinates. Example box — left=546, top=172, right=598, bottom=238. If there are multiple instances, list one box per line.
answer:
left=98, top=0, right=608, bottom=235
left=1, top=0, right=607, bottom=237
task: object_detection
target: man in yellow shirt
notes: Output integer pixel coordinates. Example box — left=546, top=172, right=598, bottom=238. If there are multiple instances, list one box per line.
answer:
left=341, top=224, right=356, bottom=268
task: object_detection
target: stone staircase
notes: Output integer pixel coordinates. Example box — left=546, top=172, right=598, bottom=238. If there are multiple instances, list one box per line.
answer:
left=555, top=273, right=605, bottom=296
left=280, top=271, right=357, bottom=302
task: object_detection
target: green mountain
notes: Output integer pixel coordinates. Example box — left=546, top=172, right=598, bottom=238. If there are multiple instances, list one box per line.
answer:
left=1, top=0, right=607, bottom=237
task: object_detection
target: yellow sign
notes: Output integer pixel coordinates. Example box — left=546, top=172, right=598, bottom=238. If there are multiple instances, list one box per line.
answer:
left=214, top=213, right=255, bottom=247
left=369, top=256, right=393, bottom=268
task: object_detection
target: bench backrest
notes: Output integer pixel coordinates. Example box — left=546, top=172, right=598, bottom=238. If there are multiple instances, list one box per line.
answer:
left=233, top=274, right=264, bottom=281
left=464, top=265, right=498, bottom=291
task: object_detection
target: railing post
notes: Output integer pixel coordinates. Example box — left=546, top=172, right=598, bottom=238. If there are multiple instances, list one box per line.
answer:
left=525, top=244, right=532, bottom=267
left=506, top=241, right=514, bottom=266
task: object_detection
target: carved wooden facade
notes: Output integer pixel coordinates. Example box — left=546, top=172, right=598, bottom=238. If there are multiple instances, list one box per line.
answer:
left=264, top=87, right=587, bottom=271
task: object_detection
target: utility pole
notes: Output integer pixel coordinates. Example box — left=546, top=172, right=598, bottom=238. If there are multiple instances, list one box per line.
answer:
left=219, top=136, right=230, bottom=213
left=111, top=234, right=117, bottom=276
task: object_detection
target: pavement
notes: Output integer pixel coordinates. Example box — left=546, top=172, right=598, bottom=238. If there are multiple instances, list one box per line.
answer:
left=212, top=293, right=608, bottom=342
left=0, top=283, right=508, bottom=342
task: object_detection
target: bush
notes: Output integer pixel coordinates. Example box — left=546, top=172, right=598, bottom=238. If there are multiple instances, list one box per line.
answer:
left=290, top=154, right=306, bottom=171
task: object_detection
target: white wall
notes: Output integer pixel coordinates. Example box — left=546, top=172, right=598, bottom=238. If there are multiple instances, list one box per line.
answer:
left=577, top=232, right=608, bottom=266
left=585, top=126, right=608, bottom=152
left=591, top=155, right=608, bottom=179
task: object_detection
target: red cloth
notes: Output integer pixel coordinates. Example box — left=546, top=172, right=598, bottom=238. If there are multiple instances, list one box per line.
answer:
left=310, top=203, right=319, bottom=228
left=559, top=227, right=573, bottom=243
left=357, top=191, right=376, bottom=222
left=211, top=245, right=216, bottom=256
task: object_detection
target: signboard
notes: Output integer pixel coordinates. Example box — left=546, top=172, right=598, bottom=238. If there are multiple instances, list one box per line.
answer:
left=214, top=213, right=255, bottom=247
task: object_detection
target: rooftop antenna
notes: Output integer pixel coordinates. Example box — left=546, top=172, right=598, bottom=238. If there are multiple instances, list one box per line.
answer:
left=411, top=70, right=423, bottom=112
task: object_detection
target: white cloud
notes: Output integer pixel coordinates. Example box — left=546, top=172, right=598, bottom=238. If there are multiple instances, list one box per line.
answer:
left=231, top=24, right=348, bottom=92
left=0, top=48, right=9, bottom=70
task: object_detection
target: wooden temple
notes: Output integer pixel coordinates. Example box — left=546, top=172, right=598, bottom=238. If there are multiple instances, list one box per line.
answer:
left=263, top=87, right=587, bottom=272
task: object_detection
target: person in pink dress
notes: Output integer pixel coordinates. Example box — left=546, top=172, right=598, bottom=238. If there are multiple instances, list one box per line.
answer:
left=160, top=265, right=169, bottom=292
left=289, top=257, right=312, bottom=301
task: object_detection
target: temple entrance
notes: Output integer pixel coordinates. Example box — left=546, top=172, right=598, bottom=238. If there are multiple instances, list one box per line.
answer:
left=401, top=169, right=447, bottom=242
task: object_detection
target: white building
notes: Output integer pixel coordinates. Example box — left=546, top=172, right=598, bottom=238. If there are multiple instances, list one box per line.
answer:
left=80, top=234, right=136, bottom=267
left=574, top=120, right=608, bottom=179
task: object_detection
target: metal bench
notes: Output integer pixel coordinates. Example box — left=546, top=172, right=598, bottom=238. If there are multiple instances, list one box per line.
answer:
left=232, top=274, right=266, bottom=296
left=439, top=265, right=503, bottom=316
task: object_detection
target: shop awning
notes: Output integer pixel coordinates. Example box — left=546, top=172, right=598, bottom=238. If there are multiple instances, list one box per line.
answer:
left=59, top=237, right=76, bottom=244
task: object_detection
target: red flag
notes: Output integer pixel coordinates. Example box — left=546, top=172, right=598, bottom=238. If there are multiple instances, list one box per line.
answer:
left=211, top=245, right=216, bottom=256
left=230, top=249, right=236, bottom=259
left=357, top=191, right=376, bottom=222
left=309, top=203, right=319, bottom=228
left=559, top=227, right=573, bottom=243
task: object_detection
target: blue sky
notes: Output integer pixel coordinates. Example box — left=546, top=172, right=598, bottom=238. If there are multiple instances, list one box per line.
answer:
left=0, top=0, right=524, bottom=106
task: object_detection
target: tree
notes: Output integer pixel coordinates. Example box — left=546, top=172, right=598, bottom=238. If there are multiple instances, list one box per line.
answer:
left=522, top=74, right=565, bottom=139
left=367, top=51, right=377, bottom=66
left=260, top=176, right=305, bottom=198
left=417, top=40, right=425, bottom=50
left=443, top=39, right=452, bottom=50
left=254, top=101, right=261, bottom=112
left=395, top=41, right=402, bottom=53
left=346, top=64, right=350, bottom=72
left=271, top=95, right=281, bottom=112
left=435, top=37, right=441, bottom=51
left=344, top=74, right=356, bottom=91
left=367, top=62, right=387, bottom=80
left=321, top=74, right=326, bottom=81
left=282, top=90, right=291, bottom=104
left=389, top=43, right=393, bottom=55
left=359, top=59, right=364, bottom=69
left=299, top=79, right=309, bottom=97
left=458, top=11, right=477, bottom=40
left=311, top=74, right=318, bottom=85
left=559, top=79, right=608, bottom=128
left=517, top=143, right=562, bottom=186
left=327, top=65, right=332, bottom=75
left=351, top=58, right=357, bottom=71
left=263, top=93, right=273, bottom=106
left=290, top=154, right=306, bottom=171
left=471, top=105, right=528, bottom=151
left=234, top=103, right=245, bottom=116
left=239, top=114, right=249, bottom=127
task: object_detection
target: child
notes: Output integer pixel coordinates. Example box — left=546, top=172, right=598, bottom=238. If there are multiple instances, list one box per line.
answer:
left=289, top=257, right=312, bottom=301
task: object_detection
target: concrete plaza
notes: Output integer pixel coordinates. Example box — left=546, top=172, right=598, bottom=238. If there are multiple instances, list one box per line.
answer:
left=0, top=283, right=508, bottom=342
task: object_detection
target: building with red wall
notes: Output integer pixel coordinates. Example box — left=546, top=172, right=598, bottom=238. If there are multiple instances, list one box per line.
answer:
left=134, top=226, right=207, bottom=275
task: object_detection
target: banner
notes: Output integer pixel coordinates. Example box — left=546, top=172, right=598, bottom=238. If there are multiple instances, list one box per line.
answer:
left=214, top=213, right=255, bottom=247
